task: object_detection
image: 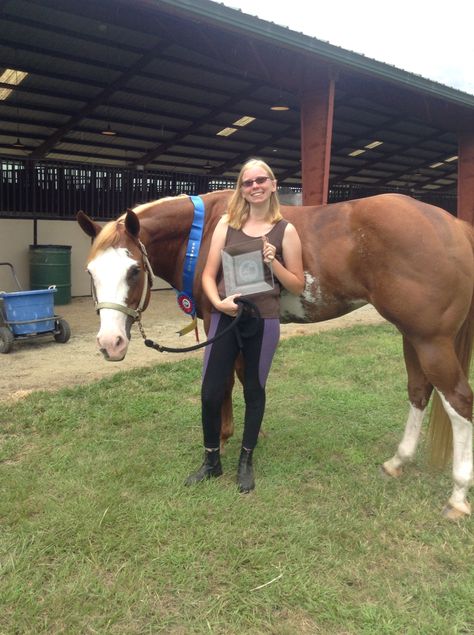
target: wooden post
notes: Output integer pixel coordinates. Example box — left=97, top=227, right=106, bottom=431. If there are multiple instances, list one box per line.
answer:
left=458, top=132, right=474, bottom=224
left=300, top=77, right=335, bottom=205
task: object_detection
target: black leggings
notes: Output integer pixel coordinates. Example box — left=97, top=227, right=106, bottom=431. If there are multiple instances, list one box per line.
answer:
left=201, top=312, right=280, bottom=450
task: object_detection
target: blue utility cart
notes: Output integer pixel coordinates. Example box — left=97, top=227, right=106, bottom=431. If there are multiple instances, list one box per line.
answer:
left=0, top=262, right=71, bottom=354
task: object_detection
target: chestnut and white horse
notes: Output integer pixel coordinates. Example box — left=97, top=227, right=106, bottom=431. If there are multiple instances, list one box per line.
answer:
left=78, top=190, right=474, bottom=519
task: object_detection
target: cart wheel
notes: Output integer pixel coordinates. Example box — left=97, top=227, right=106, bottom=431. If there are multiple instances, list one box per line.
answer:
left=54, top=318, right=71, bottom=343
left=0, top=326, right=14, bottom=353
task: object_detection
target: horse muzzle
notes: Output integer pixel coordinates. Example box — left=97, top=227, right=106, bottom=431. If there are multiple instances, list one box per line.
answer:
left=95, top=306, right=135, bottom=361
left=99, top=347, right=126, bottom=362
left=97, top=329, right=130, bottom=361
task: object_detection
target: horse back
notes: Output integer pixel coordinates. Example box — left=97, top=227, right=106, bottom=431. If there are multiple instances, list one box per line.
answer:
left=280, top=193, right=474, bottom=328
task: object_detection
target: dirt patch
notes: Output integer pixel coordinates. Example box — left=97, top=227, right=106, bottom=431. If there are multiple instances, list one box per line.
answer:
left=1, top=290, right=386, bottom=402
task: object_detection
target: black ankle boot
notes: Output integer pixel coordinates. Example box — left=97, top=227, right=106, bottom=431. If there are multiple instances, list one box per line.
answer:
left=185, top=448, right=223, bottom=486
left=237, top=447, right=255, bottom=493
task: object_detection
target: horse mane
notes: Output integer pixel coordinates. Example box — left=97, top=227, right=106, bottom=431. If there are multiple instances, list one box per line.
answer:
left=87, top=194, right=191, bottom=262
left=87, top=221, right=126, bottom=262
left=133, top=194, right=188, bottom=215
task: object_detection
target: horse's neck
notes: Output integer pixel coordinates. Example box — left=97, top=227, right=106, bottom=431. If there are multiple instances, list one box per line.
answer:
left=139, top=204, right=191, bottom=290
left=138, top=191, right=230, bottom=291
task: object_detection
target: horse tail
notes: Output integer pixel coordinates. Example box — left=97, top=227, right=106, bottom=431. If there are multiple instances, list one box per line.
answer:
left=428, top=222, right=474, bottom=468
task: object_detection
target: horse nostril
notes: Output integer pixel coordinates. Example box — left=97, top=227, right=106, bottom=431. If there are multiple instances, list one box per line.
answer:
left=115, top=336, right=124, bottom=349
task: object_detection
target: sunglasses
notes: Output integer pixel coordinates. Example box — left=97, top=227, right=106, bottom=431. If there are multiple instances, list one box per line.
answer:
left=241, top=175, right=272, bottom=189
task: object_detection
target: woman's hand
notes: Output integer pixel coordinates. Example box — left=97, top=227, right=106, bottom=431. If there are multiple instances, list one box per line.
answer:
left=266, top=223, right=305, bottom=295
left=262, top=235, right=276, bottom=264
left=216, top=294, right=241, bottom=317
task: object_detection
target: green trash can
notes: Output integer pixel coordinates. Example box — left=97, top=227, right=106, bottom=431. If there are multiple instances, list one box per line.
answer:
left=29, top=244, right=72, bottom=305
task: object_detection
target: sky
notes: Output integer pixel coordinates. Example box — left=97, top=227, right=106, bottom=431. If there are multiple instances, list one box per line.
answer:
left=218, top=0, right=474, bottom=96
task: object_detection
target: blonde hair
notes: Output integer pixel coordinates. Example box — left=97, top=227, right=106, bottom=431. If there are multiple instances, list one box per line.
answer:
left=226, top=159, right=282, bottom=229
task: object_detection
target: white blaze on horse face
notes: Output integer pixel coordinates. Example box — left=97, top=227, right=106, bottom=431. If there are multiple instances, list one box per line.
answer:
left=87, top=247, right=138, bottom=360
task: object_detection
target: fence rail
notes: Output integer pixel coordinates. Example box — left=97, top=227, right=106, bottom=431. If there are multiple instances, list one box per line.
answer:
left=0, top=158, right=456, bottom=220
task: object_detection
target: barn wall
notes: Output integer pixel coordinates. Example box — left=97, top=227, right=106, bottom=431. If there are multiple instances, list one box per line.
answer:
left=0, top=220, right=32, bottom=293
left=0, top=218, right=168, bottom=298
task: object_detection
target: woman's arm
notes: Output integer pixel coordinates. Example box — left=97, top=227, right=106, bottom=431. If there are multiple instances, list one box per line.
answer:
left=270, top=223, right=305, bottom=295
left=202, top=217, right=241, bottom=316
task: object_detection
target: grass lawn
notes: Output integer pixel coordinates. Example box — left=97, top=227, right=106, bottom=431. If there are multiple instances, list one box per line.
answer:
left=1, top=324, right=473, bottom=634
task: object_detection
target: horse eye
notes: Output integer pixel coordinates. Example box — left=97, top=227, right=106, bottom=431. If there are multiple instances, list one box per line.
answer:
left=127, top=266, right=141, bottom=282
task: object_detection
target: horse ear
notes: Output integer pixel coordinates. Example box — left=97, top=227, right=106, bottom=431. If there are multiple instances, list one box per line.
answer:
left=77, top=210, right=102, bottom=238
left=124, top=208, right=140, bottom=237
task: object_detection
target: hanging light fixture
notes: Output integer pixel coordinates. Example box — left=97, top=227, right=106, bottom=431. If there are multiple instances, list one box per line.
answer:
left=102, top=100, right=117, bottom=136
left=270, top=88, right=290, bottom=111
left=101, top=123, right=117, bottom=136
left=270, top=102, right=290, bottom=111
left=11, top=69, right=25, bottom=149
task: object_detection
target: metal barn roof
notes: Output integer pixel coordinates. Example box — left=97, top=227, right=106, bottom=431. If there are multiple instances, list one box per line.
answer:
left=1, top=0, right=473, bottom=193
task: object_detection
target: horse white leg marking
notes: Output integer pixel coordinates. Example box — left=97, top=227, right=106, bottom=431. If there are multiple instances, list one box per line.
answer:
left=383, top=403, right=426, bottom=477
left=437, top=391, right=473, bottom=516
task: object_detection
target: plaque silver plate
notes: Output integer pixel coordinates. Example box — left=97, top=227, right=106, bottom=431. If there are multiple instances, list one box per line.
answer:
left=221, top=238, right=274, bottom=297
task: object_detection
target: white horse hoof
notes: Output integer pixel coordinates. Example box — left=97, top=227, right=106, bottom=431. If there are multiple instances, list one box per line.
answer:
left=381, top=462, right=402, bottom=479
left=442, top=501, right=471, bottom=520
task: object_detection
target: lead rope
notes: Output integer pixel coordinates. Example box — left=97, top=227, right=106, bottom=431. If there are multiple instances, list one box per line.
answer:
left=136, top=298, right=260, bottom=354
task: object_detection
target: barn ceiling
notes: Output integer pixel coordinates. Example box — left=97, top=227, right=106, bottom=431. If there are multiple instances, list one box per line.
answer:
left=1, top=0, right=473, bottom=194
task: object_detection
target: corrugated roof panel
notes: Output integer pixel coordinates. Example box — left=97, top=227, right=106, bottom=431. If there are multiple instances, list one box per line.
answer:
left=0, top=0, right=466, bottom=193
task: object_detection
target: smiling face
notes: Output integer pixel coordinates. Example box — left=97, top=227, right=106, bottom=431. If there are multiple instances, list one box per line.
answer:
left=240, top=165, right=276, bottom=207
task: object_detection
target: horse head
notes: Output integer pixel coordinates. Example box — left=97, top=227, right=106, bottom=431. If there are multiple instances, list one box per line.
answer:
left=77, top=209, right=154, bottom=361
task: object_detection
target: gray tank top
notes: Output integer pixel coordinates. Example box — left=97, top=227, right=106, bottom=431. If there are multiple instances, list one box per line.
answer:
left=216, top=220, right=288, bottom=318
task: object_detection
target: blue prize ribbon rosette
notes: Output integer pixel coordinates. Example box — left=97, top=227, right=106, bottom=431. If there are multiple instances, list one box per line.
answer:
left=177, top=291, right=195, bottom=316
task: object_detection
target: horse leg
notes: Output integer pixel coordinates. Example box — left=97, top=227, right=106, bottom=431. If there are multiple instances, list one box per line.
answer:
left=436, top=391, right=473, bottom=519
left=220, top=373, right=235, bottom=452
left=412, top=337, right=473, bottom=518
left=383, top=337, right=433, bottom=478
left=219, top=354, right=245, bottom=451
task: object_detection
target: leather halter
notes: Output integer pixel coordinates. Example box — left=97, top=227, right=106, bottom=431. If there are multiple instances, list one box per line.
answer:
left=93, top=239, right=155, bottom=321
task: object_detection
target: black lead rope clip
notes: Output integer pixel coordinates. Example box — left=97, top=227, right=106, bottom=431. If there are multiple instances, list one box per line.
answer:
left=144, top=298, right=261, bottom=354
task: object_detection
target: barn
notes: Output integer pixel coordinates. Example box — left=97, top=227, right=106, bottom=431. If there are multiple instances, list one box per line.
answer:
left=1, top=0, right=474, bottom=297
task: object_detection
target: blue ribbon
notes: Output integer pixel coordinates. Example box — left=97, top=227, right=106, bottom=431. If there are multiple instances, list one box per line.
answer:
left=175, top=195, right=205, bottom=318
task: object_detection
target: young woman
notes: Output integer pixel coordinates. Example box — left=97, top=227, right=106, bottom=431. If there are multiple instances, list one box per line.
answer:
left=185, top=159, right=304, bottom=493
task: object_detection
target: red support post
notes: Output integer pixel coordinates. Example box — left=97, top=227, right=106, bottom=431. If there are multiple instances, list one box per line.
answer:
left=458, top=132, right=474, bottom=225
left=300, top=77, right=335, bottom=206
